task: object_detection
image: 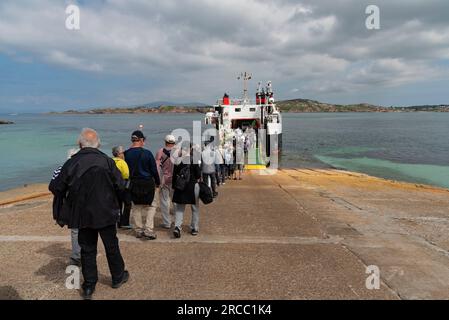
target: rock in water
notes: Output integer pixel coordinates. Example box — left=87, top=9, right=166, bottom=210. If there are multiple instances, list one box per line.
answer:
left=0, top=120, right=14, bottom=125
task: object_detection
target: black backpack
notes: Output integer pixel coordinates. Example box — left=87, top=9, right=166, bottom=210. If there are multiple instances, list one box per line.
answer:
left=198, top=181, right=213, bottom=205
left=174, top=165, right=191, bottom=191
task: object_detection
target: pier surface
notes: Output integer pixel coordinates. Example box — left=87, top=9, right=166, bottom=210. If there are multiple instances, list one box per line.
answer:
left=1, top=169, right=449, bottom=300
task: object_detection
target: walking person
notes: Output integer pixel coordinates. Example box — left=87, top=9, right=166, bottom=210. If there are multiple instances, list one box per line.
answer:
left=125, top=130, right=161, bottom=240
left=215, top=145, right=226, bottom=185
left=49, top=128, right=128, bottom=300
left=233, top=134, right=245, bottom=180
left=224, top=144, right=233, bottom=180
left=49, top=148, right=81, bottom=267
left=112, top=146, right=132, bottom=229
left=172, top=144, right=202, bottom=238
left=201, top=141, right=218, bottom=197
left=155, top=135, right=176, bottom=229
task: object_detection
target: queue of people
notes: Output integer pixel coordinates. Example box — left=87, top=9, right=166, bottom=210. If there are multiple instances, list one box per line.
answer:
left=49, top=127, right=247, bottom=299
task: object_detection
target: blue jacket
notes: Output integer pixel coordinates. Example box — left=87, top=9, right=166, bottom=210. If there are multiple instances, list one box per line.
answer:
left=125, top=147, right=161, bottom=186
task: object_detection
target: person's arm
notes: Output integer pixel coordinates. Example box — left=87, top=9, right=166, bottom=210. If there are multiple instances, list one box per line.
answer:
left=121, top=160, right=130, bottom=180
left=110, top=159, right=125, bottom=192
left=148, top=151, right=161, bottom=187
left=155, top=148, right=162, bottom=167
left=49, top=162, right=69, bottom=196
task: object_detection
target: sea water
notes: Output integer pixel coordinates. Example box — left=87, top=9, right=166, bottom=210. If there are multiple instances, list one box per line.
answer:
left=0, top=112, right=448, bottom=191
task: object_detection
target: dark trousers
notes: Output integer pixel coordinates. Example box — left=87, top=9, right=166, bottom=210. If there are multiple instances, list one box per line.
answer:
left=215, top=164, right=221, bottom=186
left=202, top=173, right=217, bottom=193
left=118, top=202, right=132, bottom=227
left=78, top=224, right=125, bottom=288
left=219, top=164, right=227, bottom=183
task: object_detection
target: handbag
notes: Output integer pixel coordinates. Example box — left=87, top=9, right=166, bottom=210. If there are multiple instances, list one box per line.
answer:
left=198, top=181, right=213, bottom=205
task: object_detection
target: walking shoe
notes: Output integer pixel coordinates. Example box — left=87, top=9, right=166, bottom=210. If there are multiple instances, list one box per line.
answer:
left=112, top=270, right=129, bottom=289
left=159, top=223, right=171, bottom=230
left=68, top=257, right=81, bottom=267
left=191, top=229, right=199, bottom=236
left=173, top=227, right=181, bottom=239
left=143, top=232, right=157, bottom=240
left=81, top=286, right=95, bottom=300
left=135, top=231, right=144, bottom=238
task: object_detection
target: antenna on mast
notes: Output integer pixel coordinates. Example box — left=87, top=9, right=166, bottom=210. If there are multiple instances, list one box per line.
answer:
left=237, top=72, right=252, bottom=103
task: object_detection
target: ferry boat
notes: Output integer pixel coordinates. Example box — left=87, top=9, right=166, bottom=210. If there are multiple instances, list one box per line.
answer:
left=205, top=72, right=282, bottom=169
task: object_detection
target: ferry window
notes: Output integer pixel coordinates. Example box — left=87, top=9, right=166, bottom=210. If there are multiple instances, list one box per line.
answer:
left=250, top=108, right=256, bottom=112
left=235, top=108, right=241, bottom=112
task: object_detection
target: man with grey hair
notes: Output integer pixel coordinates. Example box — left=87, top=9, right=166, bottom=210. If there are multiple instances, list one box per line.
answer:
left=49, top=128, right=129, bottom=300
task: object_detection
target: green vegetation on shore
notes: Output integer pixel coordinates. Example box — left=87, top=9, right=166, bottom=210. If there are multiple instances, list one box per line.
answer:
left=51, top=99, right=449, bottom=114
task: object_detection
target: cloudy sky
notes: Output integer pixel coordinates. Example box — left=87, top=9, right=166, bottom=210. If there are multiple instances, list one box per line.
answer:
left=0, top=0, right=448, bottom=112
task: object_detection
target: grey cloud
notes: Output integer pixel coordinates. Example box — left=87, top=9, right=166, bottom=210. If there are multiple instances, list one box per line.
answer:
left=0, top=0, right=448, bottom=104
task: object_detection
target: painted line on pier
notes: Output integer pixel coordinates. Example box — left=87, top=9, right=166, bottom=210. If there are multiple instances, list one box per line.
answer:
left=0, top=234, right=343, bottom=245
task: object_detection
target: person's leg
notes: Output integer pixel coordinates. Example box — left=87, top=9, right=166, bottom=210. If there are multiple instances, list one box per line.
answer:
left=144, top=191, right=158, bottom=236
left=159, top=186, right=172, bottom=228
left=169, top=187, right=176, bottom=216
left=190, top=183, right=200, bottom=232
left=78, top=228, right=99, bottom=289
left=210, top=173, right=217, bottom=193
left=215, top=165, right=220, bottom=186
left=221, top=165, right=226, bottom=183
left=98, top=225, right=125, bottom=284
left=202, top=173, right=208, bottom=187
left=70, top=228, right=81, bottom=262
left=120, top=202, right=132, bottom=227
left=130, top=204, right=144, bottom=236
left=174, top=204, right=186, bottom=230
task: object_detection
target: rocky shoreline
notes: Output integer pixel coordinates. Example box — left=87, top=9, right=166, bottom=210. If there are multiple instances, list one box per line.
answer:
left=0, top=120, right=14, bottom=125
left=49, top=99, right=449, bottom=115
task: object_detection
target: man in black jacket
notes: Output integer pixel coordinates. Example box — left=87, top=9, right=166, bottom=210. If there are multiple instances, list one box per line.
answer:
left=49, top=128, right=129, bottom=300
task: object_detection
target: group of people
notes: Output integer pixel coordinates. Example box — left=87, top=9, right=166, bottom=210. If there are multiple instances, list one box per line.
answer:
left=48, top=127, right=247, bottom=299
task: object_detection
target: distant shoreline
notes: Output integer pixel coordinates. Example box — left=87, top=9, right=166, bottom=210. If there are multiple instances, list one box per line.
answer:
left=0, top=120, right=14, bottom=124
left=48, top=99, right=449, bottom=114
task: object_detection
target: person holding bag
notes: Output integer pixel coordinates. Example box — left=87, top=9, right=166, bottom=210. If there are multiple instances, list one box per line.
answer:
left=172, top=143, right=202, bottom=238
left=124, top=130, right=160, bottom=240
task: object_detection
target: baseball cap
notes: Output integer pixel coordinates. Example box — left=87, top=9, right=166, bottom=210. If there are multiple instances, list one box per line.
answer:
left=131, top=130, right=146, bottom=141
left=165, top=135, right=176, bottom=144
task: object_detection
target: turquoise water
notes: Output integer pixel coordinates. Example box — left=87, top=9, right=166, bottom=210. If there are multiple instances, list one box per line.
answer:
left=316, top=156, right=449, bottom=188
left=0, top=112, right=449, bottom=190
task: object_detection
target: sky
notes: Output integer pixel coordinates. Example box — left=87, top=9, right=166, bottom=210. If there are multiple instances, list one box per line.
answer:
left=0, top=0, right=449, bottom=112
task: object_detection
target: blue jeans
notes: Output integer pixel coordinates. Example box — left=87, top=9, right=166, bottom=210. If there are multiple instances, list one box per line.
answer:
left=71, top=229, right=81, bottom=261
left=174, top=183, right=200, bottom=231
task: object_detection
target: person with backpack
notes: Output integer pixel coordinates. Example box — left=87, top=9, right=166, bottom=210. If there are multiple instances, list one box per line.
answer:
left=201, top=141, right=218, bottom=197
left=155, top=135, right=176, bottom=229
left=172, top=143, right=202, bottom=238
left=124, top=130, right=161, bottom=240
left=49, top=128, right=128, bottom=300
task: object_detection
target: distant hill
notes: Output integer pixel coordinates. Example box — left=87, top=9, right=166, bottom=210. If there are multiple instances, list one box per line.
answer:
left=276, top=99, right=387, bottom=113
left=142, top=101, right=208, bottom=108
left=53, top=104, right=210, bottom=115
left=51, top=99, right=449, bottom=114
left=394, top=105, right=449, bottom=112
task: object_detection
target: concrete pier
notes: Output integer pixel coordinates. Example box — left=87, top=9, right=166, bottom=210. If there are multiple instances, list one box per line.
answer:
left=1, top=169, right=449, bottom=300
